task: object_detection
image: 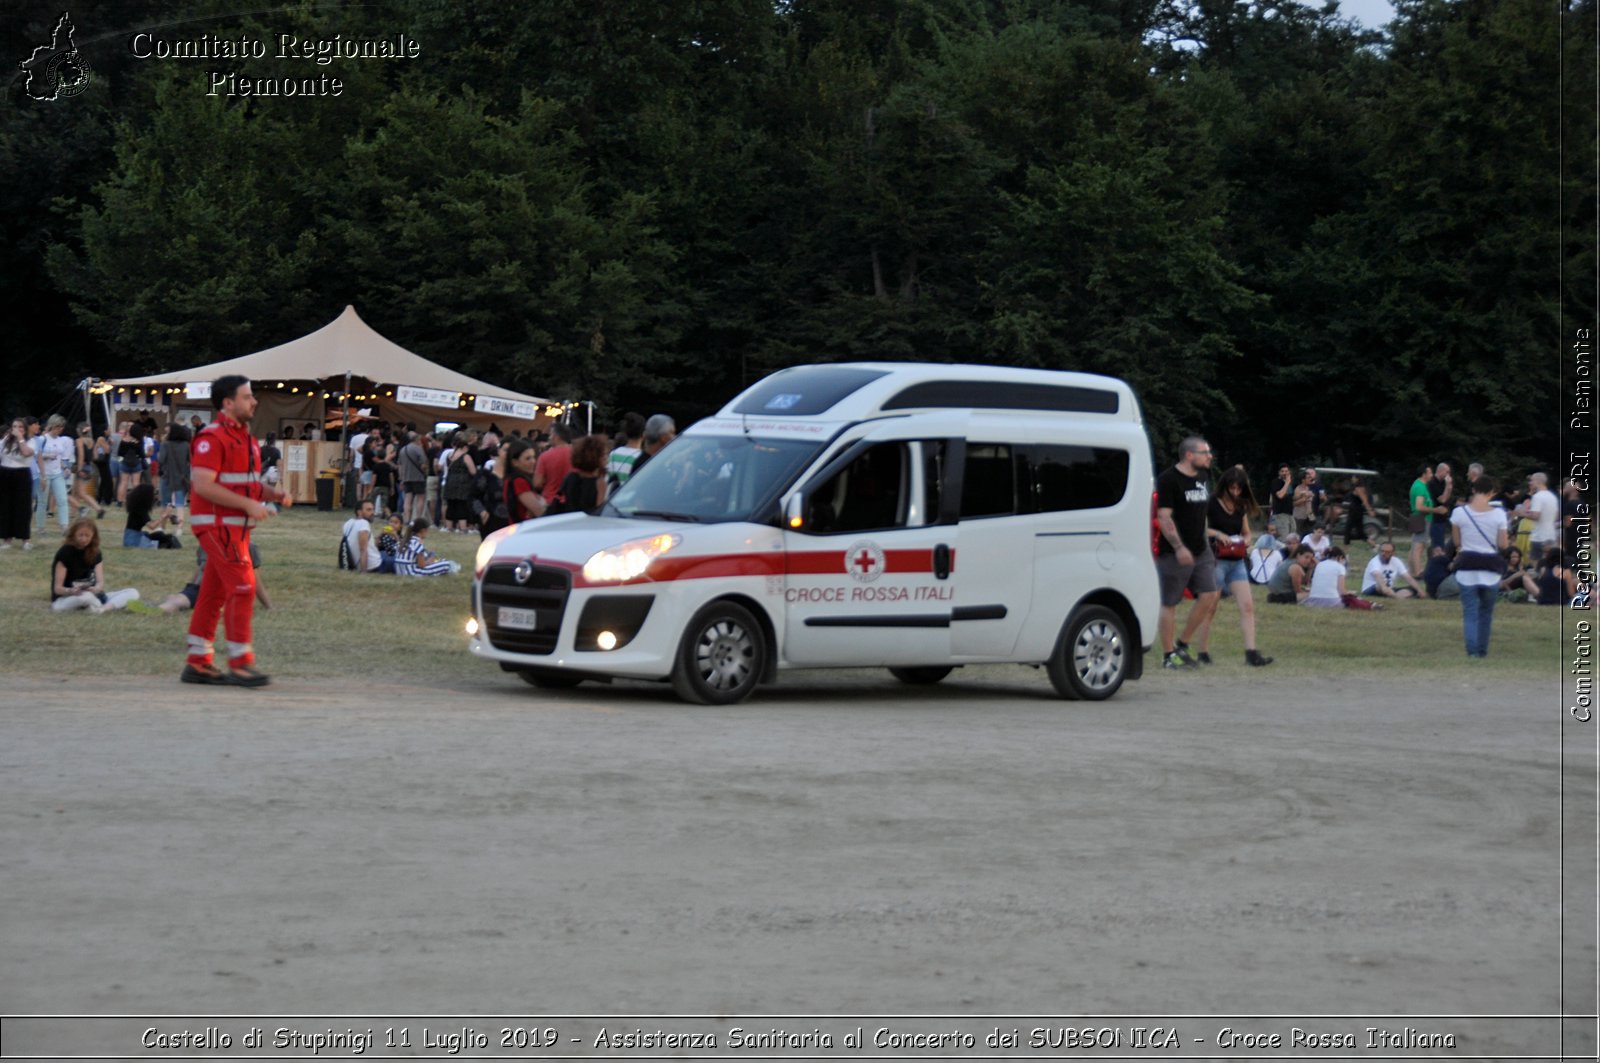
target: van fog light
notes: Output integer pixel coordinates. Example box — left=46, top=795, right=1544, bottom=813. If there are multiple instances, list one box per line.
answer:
left=465, top=617, right=480, bottom=637
left=596, top=630, right=618, bottom=651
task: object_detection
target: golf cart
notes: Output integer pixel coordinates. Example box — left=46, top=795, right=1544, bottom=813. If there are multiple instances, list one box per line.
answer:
left=1314, top=466, right=1390, bottom=541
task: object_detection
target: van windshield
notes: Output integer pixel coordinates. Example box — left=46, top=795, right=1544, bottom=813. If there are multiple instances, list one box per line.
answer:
left=608, top=435, right=824, bottom=524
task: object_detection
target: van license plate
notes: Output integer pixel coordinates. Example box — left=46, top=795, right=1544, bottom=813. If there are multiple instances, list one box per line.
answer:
left=498, top=607, right=539, bottom=630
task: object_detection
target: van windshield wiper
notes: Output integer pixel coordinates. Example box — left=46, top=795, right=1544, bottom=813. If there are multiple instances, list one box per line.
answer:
left=627, top=509, right=703, bottom=523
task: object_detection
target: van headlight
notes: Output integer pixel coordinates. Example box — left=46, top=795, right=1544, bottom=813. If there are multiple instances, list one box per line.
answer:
left=475, top=525, right=517, bottom=576
left=582, top=534, right=681, bottom=583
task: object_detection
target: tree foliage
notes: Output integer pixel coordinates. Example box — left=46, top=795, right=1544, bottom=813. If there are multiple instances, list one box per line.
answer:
left=5, top=0, right=1577, bottom=489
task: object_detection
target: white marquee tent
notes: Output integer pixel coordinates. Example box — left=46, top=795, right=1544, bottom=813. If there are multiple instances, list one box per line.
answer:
left=103, top=305, right=555, bottom=435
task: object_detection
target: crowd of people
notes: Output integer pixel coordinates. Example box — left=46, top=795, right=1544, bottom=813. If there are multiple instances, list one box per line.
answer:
left=1161, top=444, right=1589, bottom=667
left=331, top=410, right=677, bottom=575
left=8, top=385, right=1587, bottom=678
left=1, top=411, right=200, bottom=552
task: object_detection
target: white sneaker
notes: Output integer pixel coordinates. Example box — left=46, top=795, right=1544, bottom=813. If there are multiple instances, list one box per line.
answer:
left=22, top=541, right=33, bottom=551
left=0, top=542, right=11, bottom=550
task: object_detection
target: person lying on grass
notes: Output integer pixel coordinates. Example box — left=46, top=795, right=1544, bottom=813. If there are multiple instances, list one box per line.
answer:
left=130, top=543, right=271, bottom=615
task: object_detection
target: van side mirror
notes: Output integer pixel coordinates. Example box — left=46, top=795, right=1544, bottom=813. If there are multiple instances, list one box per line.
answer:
left=784, top=493, right=805, bottom=531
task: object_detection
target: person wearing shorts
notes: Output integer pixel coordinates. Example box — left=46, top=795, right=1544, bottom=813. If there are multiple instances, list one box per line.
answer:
left=1154, top=436, right=1219, bottom=670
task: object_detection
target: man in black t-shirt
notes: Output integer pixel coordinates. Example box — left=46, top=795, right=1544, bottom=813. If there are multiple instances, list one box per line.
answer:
left=1155, top=437, right=1219, bottom=669
left=1268, top=463, right=1295, bottom=539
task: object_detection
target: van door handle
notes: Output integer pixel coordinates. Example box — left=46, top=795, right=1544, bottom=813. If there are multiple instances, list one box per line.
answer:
left=933, top=543, right=950, bottom=580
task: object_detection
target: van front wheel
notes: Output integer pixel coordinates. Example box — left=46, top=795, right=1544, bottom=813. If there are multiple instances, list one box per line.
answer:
left=1047, top=606, right=1128, bottom=701
left=671, top=601, right=766, bottom=705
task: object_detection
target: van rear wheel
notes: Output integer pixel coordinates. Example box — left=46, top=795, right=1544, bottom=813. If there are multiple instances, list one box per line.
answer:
left=1047, top=606, right=1128, bottom=701
left=888, top=666, right=953, bottom=685
left=671, top=601, right=766, bottom=705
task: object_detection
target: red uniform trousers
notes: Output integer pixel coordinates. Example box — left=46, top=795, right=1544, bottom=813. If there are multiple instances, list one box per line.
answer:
left=186, top=527, right=257, bottom=668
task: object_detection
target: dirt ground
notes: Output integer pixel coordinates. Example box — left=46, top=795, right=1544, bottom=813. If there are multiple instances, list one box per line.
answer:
left=2, top=666, right=1593, bottom=1058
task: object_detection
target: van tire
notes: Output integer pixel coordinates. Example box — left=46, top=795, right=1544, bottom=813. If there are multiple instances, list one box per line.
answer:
left=1048, top=605, right=1128, bottom=701
left=671, top=601, right=766, bottom=705
left=889, top=666, right=953, bottom=685
left=517, top=669, right=584, bottom=689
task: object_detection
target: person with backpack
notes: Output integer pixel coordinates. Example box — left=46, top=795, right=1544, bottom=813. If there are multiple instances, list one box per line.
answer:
left=472, top=442, right=510, bottom=539
left=546, top=434, right=609, bottom=516
left=339, top=499, right=394, bottom=574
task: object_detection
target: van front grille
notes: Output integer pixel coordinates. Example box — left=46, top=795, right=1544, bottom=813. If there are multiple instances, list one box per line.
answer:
left=481, top=563, right=571, bottom=655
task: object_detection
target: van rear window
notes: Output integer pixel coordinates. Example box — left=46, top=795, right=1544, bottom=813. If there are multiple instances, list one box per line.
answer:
left=731, top=367, right=890, bottom=416
left=883, top=380, right=1119, bottom=415
left=1030, top=445, right=1130, bottom=512
left=959, top=443, right=1130, bottom=519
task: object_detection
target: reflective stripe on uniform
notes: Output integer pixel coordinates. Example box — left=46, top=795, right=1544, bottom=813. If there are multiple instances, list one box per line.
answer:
left=188, top=513, right=254, bottom=528
left=216, top=472, right=261, bottom=485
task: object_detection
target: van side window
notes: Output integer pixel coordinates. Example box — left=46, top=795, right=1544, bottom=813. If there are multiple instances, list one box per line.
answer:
left=960, top=443, right=1018, bottom=519
left=1033, top=445, right=1130, bottom=512
left=805, top=442, right=908, bottom=534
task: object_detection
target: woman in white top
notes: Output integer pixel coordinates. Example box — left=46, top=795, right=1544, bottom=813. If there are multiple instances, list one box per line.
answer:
left=1303, top=545, right=1349, bottom=607
left=34, top=415, right=74, bottom=534
left=1302, top=545, right=1377, bottom=609
left=1, top=417, right=37, bottom=549
left=1450, top=475, right=1510, bottom=658
left=1303, top=524, right=1333, bottom=561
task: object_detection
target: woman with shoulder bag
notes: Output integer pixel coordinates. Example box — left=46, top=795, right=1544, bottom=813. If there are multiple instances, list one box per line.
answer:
left=1189, top=466, right=1273, bottom=666
left=1450, top=475, right=1510, bottom=658
left=443, top=431, right=478, bottom=532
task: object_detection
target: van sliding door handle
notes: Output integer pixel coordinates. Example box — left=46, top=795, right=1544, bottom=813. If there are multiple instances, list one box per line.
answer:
left=933, top=543, right=951, bottom=580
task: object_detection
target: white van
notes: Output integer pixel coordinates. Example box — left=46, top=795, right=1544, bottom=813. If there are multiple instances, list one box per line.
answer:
left=469, top=363, right=1159, bottom=704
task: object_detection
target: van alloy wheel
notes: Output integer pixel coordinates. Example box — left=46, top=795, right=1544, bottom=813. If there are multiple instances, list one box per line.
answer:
left=1047, top=605, right=1128, bottom=700
left=672, top=601, right=766, bottom=705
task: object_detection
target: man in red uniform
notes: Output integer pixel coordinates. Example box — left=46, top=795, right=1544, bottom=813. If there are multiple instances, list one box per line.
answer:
left=182, top=375, right=292, bottom=687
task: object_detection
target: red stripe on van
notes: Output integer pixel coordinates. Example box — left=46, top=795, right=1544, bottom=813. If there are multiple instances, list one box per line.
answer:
left=537, top=548, right=952, bottom=589
left=783, top=548, right=945, bottom=575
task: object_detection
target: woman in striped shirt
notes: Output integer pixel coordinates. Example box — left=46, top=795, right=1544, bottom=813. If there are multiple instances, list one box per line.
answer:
left=394, top=518, right=460, bottom=577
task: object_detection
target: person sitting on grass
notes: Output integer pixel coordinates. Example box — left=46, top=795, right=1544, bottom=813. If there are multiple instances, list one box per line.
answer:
left=1266, top=544, right=1315, bottom=604
left=123, top=483, right=182, bottom=549
left=1497, top=546, right=1536, bottom=602
left=50, top=518, right=141, bottom=613
left=1421, top=545, right=1452, bottom=599
left=136, top=543, right=270, bottom=615
left=1304, top=523, right=1333, bottom=561
left=1303, top=545, right=1377, bottom=610
left=394, top=518, right=461, bottom=577
left=1533, top=548, right=1584, bottom=607
left=1361, top=540, right=1428, bottom=600
left=341, top=498, right=394, bottom=574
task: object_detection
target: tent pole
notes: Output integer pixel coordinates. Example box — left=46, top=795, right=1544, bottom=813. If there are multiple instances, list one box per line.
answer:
left=340, top=371, right=351, bottom=441
left=80, top=378, right=92, bottom=429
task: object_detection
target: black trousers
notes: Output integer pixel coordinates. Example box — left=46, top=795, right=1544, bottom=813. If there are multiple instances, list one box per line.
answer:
left=0, top=466, right=34, bottom=540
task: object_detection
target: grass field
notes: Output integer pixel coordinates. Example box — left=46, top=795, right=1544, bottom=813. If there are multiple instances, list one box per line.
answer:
left=0, top=506, right=1563, bottom=686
